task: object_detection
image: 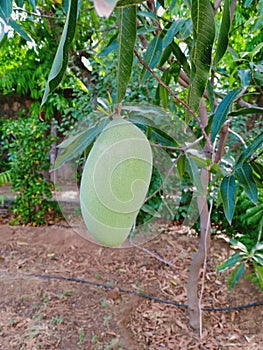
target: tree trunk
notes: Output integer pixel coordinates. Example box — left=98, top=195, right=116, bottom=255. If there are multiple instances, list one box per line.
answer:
left=187, top=169, right=211, bottom=330
left=187, top=98, right=211, bottom=331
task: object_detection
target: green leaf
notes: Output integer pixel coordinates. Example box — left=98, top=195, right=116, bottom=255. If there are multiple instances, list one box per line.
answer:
left=176, top=18, right=193, bottom=40
left=94, top=0, right=118, bottom=18
left=163, top=20, right=184, bottom=49
left=220, top=175, right=236, bottom=224
left=254, top=264, right=263, bottom=288
left=41, top=0, right=78, bottom=106
left=251, top=161, right=263, bottom=188
left=126, top=114, right=155, bottom=126
left=177, top=154, right=186, bottom=180
left=141, top=203, right=161, bottom=217
left=245, top=205, right=263, bottom=225
left=214, top=0, right=230, bottom=66
left=134, top=123, right=178, bottom=147
left=170, top=41, right=190, bottom=74
left=0, top=170, right=12, bottom=186
left=117, top=0, right=144, bottom=6
left=9, top=19, right=33, bottom=42
left=236, top=133, right=263, bottom=165
left=186, top=156, right=203, bottom=193
left=140, top=35, right=163, bottom=84
left=0, top=20, right=5, bottom=43
left=228, top=263, right=245, bottom=290
left=228, top=106, right=263, bottom=117
left=229, top=238, right=248, bottom=253
left=0, top=0, right=12, bottom=21
left=235, top=163, right=258, bottom=204
left=253, top=253, right=263, bottom=266
left=211, top=89, right=240, bottom=143
left=217, top=252, right=244, bottom=272
left=53, top=118, right=109, bottom=170
left=116, top=6, right=137, bottom=104
left=157, top=69, right=173, bottom=108
left=188, top=0, right=215, bottom=113
left=237, top=69, right=251, bottom=88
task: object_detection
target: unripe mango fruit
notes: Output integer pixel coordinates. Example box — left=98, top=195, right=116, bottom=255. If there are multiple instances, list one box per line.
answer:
left=80, top=117, right=153, bottom=246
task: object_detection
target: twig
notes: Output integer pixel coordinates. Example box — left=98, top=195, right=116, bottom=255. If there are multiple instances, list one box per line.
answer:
left=134, top=49, right=198, bottom=120
left=144, top=154, right=181, bottom=203
left=228, top=128, right=247, bottom=148
left=13, top=6, right=64, bottom=19
left=130, top=241, right=177, bottom=270
left=133, top=49, right=211, bottom=145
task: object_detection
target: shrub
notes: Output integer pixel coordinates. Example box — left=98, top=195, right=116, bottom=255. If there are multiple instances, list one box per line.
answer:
left=1, top=114, right=55, bottom=225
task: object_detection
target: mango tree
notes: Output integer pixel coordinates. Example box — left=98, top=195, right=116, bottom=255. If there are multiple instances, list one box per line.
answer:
left=2, top=0, right=263, bottom=333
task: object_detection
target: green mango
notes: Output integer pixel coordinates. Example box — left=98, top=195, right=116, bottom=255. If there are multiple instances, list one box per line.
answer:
left=80, top=117, right=153, bottom=246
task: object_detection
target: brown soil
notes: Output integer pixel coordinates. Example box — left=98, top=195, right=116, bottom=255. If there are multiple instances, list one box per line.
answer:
left=0, top=212, right=263, bottom=350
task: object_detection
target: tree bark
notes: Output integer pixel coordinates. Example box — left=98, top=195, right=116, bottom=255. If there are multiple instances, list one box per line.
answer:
left=187, top=98, right=212, bottom=331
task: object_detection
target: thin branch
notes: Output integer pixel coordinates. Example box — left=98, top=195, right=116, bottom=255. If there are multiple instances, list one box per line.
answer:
left=134, top=50, right=198, bottom=120
left=144, top=156, right=180, bottom=203
left=131, top=242, right=177, bottom=270
left=228, top=128, right=247, bottom=148
left=13, top=6, right=64, bottom=20
left=133, top=50, right=211, bottom=147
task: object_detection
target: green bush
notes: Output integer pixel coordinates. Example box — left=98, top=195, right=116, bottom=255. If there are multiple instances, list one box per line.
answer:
left=1, top=114, right=55, bottom=225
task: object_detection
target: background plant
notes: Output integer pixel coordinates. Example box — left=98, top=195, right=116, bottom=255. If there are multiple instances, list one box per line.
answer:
left=1, top=112, right=55, bottom=225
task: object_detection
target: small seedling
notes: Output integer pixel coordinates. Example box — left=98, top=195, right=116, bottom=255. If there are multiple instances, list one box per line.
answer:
left=78, top=328, right=85, bottom=345
left=91, top=332, right=99, bottom=343
left=101, top=299, right=110, bottom=307
left=50, top=316, right=64, bottom=324
left=103, top=315, right=112, bottom=326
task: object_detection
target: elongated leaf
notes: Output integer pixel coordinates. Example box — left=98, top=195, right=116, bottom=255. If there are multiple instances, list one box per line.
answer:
left=211, top=89, right=240, bottom=142
left=41, top=0, right=78, bottom=106
left=9, top=19, right=33, bottom=42
left=117, top=0, right=144, bottom=6
left=140, top=35, right=163, bottom=83
left=236, top=132, right=263, bottom=165
left=116, top=6, right=137, bottom=104
left=251, top=162, right=263, bottom=177
left=187, top=156, right=203, bottom=193
left=0, top=20, right=5, bottom=43
left=53, top=118, right=109, bottom=170
left=217, top=252, right=244, bottom=272
left=228, top=263, right=245, bottom=290
left=126, top=114, right=155, bottom=126
left=228, top=106, right=263, bottom=117
left=188, top=0, right=215, bottom=113
left=132, top=122, right=178, bottom=147
left=229, top=238, right=248, bottom=253
left=0, top=0, right=12, bottom=21
left=235, top=163, right=258, bottom=204
left=220, top=174, right=236, bottom=224
left=94, top=0, right=118, bottom=18
left=163, top=20, right=184, bottom=49
left=170, top=41, right=190, bottom=74
left=0, top=170, right=12, bottom=186
left=214, top=0, right=230, bottom=66
left=177, top=154, right=186, bottom=180
left=176, top=18, right=193, bottom=40
left=238, top=69, right=251, bottom=88
left=254, top=264, right=263, bottom=288
left=253, top=254, right=263, bottom=266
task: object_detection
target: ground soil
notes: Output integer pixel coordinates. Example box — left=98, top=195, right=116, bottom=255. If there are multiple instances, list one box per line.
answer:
left=0, top=210, right=263, bottom=350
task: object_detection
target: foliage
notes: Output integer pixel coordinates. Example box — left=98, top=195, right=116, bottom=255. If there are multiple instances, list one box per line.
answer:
left=1, top=113, right=54, bottom=225
left=1, top=0, right=263, bottom=330
left=217, top=233, right=263, bottom=290
left=0, top=169, right=11, bottom=186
